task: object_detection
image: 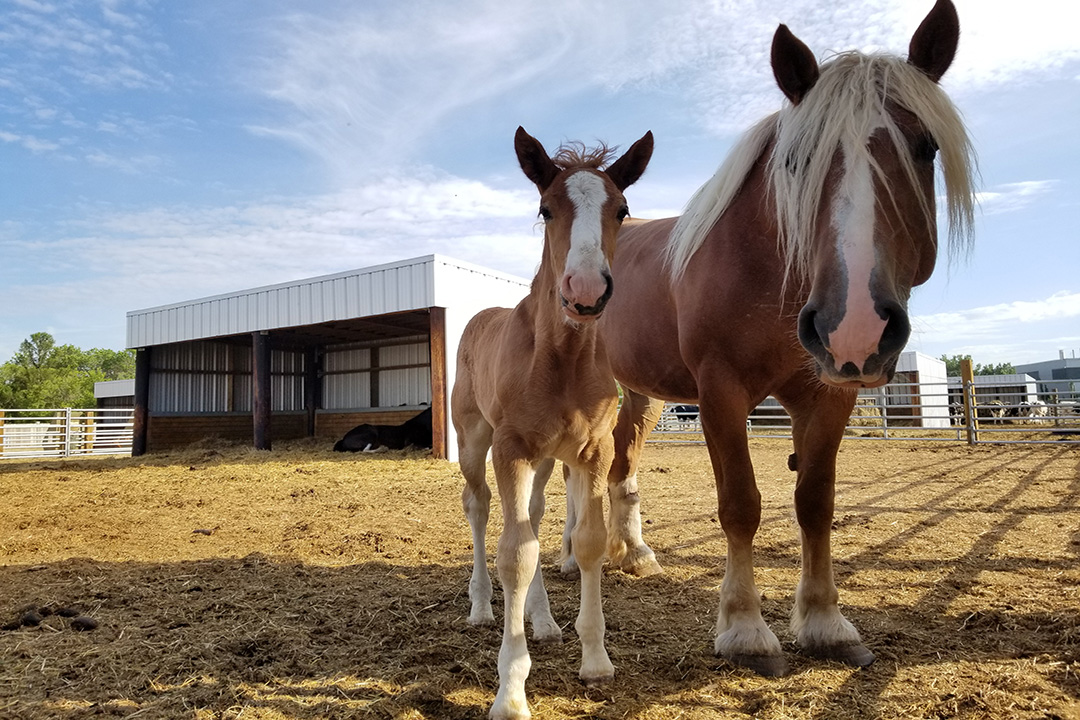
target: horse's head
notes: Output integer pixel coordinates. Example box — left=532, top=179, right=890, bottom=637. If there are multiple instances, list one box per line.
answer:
left=770, top=0, right=975, bottom=388
left=515, top=127, right=654, bottom=323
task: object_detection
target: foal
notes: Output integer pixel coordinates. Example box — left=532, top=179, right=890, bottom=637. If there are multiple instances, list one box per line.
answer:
left=453, top=126, right=652, bottom=719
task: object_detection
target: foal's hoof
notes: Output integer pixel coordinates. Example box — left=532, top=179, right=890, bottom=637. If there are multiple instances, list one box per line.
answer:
left=725, top=653, right=790, bottom=677
left=581, top=670, right=615, bottom=687
left=559, top=561, right=580, bottom=581
left=621, top=555, right=664, bottom=577
left=804, top=643, right=876, bottom=668
left=531, top=622, right=563, bottom=645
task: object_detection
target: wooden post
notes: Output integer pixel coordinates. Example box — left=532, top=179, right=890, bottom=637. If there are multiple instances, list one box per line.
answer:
left=960, top=357, right=978, bottom=445
left=370, top=346, right=380, bottom=408
left=305, top=346, right=320, bottom=437
left=429, top=306, right=448, bottom=459
left=132, top=347, right=151, bottom=456
left=253, top=331, right=272, bottom=450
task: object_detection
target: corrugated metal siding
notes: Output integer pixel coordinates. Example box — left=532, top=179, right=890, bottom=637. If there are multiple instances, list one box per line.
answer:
left=321, top=340, right=430, bottom=409
left=149, top=342, right=306, bottom=413
left=127, top=256, right=438, bottom=348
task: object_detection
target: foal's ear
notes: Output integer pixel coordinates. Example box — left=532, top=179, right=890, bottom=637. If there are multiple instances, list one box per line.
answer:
left=605, top=131, right=654, bottom=191
left=771, top=24, right=819, bottom=105
left=908, top=0, right=959, bottom=83
left=515, top=126, right=559, bottom=191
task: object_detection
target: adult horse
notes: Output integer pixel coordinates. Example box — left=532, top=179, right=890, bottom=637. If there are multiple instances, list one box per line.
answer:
left=598, top=0, right=976, bottom=676
left=453, top=126, right=652, bottom=719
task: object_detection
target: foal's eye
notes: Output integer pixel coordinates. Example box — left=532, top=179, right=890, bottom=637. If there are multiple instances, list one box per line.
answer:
left=913, top=134, right=938, bottom=163
left=538, top=206, right=552, bottom=221
left=616, top=206, right=629, bottom=222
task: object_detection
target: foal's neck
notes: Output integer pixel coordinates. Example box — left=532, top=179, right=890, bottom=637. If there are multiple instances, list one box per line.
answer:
left=526, top=253, right=603, bottom=358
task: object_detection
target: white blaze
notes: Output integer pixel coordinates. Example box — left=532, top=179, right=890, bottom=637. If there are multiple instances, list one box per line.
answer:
left=562, top=171, right=610, bottom=304
left=826, top=139, right=887, bottom=373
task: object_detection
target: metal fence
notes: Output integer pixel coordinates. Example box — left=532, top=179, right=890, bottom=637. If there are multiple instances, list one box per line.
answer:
left=0, top=408, right=135, bottom=459
left=650, top=381, right=1080, bottom=445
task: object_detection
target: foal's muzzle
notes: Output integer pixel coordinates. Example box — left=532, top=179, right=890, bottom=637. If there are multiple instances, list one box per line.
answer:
left=561, top=273, right=614, bottom=320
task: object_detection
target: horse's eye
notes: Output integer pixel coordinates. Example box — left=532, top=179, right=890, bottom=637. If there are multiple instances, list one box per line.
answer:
left=913, top=134, right=938, bottom=163
left=616, top=206, right=629, bottom=222
left=538, top=206, right=552, bottom=221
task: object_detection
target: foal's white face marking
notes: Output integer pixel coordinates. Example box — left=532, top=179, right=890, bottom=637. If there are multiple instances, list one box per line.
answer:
left=825, top=126, right=888, bottom=373
left=563, top=170, right=610, bottom=285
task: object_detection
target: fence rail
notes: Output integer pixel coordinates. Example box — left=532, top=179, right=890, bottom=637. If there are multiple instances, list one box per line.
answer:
left=650, top=380, right=1080, bottom=446
left=0, top=408, right=134, bottom=459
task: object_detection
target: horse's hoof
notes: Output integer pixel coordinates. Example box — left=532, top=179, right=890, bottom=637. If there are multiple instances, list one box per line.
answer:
left=725, top=653, right=790, bottom=677
left=622, top=556, right=664, bottom=577
left=804, top=643, right=875, bottom=668
left=581, top=670, right=614, bottom=687
left=559, top=563, right=581, bottom=581
left=531, top=624, right=563, bottom=645
left=468, top=612, right=495, bottom=627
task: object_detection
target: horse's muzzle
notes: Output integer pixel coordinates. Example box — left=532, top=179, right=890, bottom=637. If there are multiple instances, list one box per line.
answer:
left=561, top=273, right=613, bottom=320
left=797, top=301, right=909, bottom=388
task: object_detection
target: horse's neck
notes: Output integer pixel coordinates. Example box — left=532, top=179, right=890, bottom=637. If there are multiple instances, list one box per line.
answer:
left=520, top=256, right=604, bottom=364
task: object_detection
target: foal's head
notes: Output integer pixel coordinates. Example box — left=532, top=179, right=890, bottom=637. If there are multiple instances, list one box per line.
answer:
left=770, top=0, right=975, bottom=387
left=515, top=126, right=654, bottom=323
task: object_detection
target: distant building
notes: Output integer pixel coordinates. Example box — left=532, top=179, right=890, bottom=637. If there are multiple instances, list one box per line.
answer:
left=94, top=379, right=134, bottom=409
left=947, top=373, right=1039, bottom=409
left=1015, top=352, right=1080, bottom=400
left=861, top=351, right=951, bottom=428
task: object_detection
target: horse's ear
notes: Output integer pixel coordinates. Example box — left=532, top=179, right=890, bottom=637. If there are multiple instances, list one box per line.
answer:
left=771, top=24, right=819, bottom=105
left=605, top=131, right=654, bottom=191
left=515, top=126, right=559, bottom=191
left=908, top=0, right=959, bottom=82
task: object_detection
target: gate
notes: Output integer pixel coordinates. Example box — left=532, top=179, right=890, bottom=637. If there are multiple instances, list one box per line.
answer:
left=0, top=409, right=135, bottom=459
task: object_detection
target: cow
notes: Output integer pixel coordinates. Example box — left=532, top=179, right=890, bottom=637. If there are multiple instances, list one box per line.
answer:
left=333, top=407, right=433, bottom=452
left=672, top=404, right=700, bottom=426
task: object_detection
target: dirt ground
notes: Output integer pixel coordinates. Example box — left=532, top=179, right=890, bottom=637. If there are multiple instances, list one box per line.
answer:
left=1, top=437, right=1078, bottom=719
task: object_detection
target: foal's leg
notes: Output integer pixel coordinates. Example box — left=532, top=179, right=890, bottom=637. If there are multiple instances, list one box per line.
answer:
left=781, top=383, right=874, bottom=667
left=700, top=390, right=788, bottom=677
left=491, top=442, right=542, bottom=720
left=559, top=462, right=580, bottom=578
left=459, top=420, right=495, bottom=626
left=526, top=457, right=562, bottom=642
left=606, top=388, right=665, bottom=575
left=567, top=442, right=616, bottom=686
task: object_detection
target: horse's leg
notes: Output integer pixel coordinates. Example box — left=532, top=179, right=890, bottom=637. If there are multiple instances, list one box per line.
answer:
left=781, top=382, right=875, bottom=667
left=459, top=419, right=495, bottom=626
left=699, top=389, right=788, bottom=677
left=566, top=442, right=616, bottom=685
left=605, top=388, right=665, bottom=576
left=491, top=440, right=541, bottom=720
left=559, top=462, right=580, bottom=578
left=526, top=456, right=562, bottom=643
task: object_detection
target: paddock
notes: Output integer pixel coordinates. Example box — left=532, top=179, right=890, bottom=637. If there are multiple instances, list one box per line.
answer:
left=1, top=439, right=1077, bottom=718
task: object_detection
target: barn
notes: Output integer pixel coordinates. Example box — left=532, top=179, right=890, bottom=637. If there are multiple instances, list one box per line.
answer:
left=125, top=255, right=530, bottom=460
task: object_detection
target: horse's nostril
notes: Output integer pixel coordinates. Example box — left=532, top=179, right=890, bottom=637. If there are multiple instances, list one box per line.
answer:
left=797, top=306, right=825, bottom=353
left=878, top=303, right=910, bottom=357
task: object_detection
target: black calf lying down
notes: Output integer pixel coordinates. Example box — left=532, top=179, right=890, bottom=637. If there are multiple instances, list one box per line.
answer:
left=333, top=408, right=433, bottom=452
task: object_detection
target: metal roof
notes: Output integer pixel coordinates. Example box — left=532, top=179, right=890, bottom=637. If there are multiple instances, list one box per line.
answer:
left=126, top=254, right=530, bottom=350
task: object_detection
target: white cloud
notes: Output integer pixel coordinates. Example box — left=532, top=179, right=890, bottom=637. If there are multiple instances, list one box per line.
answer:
left=913, top=291, right=1080, bottom=342
left=974, top=181, right=1056, bottom=215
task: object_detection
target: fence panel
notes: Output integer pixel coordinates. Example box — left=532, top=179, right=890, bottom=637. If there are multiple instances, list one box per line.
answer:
left=648, top=380, right=1079, bottom=446
left=0, top=409, right=134, bottom=459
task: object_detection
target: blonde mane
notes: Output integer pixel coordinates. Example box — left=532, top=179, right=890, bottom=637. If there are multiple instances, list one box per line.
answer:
left=666, top=52, right=977, bottom=282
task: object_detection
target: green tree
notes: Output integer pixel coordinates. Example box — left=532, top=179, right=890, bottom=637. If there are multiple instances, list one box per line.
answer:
left=940, top=354, right=1016, bottom=377
left=0, top=333, right=135, bottom=409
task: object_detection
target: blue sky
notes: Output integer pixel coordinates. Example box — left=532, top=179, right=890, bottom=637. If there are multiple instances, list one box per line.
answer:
left=1, top=0, right=1078, bottom=367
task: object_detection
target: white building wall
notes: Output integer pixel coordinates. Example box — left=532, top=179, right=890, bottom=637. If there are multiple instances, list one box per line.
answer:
left=433, top=257, right=531, bottom=461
